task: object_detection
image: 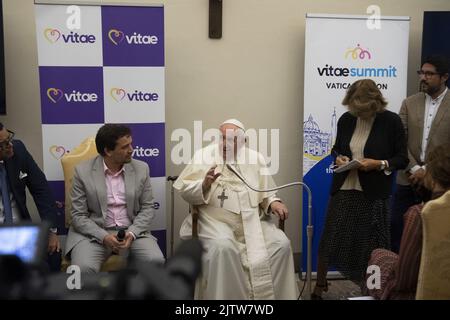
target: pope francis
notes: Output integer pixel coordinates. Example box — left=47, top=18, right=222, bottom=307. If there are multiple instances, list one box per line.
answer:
left=173, top=119, right=298, bottom=300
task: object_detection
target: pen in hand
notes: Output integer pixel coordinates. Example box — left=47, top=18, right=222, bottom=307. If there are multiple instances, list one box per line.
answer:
left=336, top=155, right=350, bottom=166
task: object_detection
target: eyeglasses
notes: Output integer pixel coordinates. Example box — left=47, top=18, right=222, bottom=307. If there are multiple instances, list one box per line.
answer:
left=0, top=130, right=15, bottom=150
left=417, top=70, right=441, bottom=78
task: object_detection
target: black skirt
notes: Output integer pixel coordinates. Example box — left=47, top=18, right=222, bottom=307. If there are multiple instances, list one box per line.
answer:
left=318, top=190, right=391, bottom=283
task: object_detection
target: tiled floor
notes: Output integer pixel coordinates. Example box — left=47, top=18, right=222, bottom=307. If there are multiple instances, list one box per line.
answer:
left=297, top=278, right=363, bottom=300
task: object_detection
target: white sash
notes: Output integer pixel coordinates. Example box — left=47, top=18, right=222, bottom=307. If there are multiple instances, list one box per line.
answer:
left=210, top=166, right=275, bottom=299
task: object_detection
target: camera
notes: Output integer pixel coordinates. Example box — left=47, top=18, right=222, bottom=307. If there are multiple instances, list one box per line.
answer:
left=0, top=223, right=203, bottom=300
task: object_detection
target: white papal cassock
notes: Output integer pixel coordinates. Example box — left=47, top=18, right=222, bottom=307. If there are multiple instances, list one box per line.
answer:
left=173, top=143, right=299, bottom=300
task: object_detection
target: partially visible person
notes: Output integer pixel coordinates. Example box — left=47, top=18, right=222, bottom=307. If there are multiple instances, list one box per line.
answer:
left=312, top=79, right=409, bottom=299
left=392, top=54, right=450, bottom=253
left=65, top=124, right=164, bottom=273
left=367, top=144, right=450, bottom=299
left=0, top=122, right=61, bottom=271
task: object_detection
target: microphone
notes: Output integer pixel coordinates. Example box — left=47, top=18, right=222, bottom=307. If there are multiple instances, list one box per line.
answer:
left=117, top=229, right=126, bottom=242
left=166, top=239, right=203, bottom=286
left=122, top=239, right=203, bottom=300
left=226, top=164, right=307, bottom=192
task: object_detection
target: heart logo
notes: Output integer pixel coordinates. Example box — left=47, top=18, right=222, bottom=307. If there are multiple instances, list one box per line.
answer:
left=110, top=88, right=126, bottom=102
left=49, top=145, right=66, bottom=160
left=44, top=28, right=61, bottom=43
left=47, top=88, right=64, bottom=103
left=108, top=29, right=125, bottom=45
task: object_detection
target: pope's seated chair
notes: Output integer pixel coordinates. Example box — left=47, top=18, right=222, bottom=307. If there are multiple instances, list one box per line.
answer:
left=60, top=137, right=125, bottom=272
left=416, top=191, right=450, bottom=300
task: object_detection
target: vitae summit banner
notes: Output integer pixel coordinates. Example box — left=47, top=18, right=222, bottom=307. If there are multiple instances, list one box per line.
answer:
left=302, top=14, right=409, bottom=273
left=35, top=4, right=167, bottom=254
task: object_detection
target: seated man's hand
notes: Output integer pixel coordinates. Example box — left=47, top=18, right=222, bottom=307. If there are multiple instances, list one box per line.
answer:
left=117, top=232, right=134, bottom=250
left=103, top=234, right=122, bottom=254
left=48, top=233, right=61, bottom=254
left=202, top=165, right=221, bottom=194
left=270, top=201, right=289, bottom=220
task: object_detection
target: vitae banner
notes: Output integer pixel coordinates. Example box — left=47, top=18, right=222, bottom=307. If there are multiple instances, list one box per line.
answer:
left=302, top=13, right=410, bottom=273
left=35, top=3, right=167, bottom=254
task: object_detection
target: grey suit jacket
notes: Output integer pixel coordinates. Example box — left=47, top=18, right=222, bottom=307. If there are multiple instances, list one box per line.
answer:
left=397, top=89, right=450, bottom=185
left=65, top=155, right=156, bottom=255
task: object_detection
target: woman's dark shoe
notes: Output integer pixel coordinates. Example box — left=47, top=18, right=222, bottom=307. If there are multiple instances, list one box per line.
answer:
left=311, top=292, right=323, bottom=300
left=311, top=282, right=329, bottom=300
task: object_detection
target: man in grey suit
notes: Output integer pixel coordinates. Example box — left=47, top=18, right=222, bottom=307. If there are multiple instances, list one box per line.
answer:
left=392, top=54, right=450, bottom=253
left=65, top=124, right=164, bottom=273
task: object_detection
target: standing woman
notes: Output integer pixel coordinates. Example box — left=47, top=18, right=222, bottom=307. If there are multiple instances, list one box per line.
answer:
left=312, top=79, right=409, bottom=299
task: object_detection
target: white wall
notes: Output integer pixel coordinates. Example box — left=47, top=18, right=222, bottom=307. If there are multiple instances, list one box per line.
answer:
left=1, top=0, right=449, bottom=257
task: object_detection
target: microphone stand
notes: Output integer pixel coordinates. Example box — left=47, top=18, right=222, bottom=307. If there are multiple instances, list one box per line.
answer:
left=226, top=164, right=313, bottom=300
left=167, top=176, right=179, bottom=258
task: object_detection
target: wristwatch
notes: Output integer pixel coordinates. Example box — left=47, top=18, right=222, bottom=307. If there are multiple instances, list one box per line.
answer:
left=380, top=160, right=386, bottom=171
left=49, top=227, right=58, bottom=234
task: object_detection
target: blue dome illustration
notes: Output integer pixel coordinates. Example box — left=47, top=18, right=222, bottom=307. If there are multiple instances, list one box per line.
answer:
left=304, top=114, right=320, bottom=133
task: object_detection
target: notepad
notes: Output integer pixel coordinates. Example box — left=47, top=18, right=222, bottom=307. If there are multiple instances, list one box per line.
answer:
left=333, top=159, right=362, bottom=173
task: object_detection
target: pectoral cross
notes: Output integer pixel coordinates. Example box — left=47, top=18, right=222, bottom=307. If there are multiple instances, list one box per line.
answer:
left=217, top=189, right=228, bottom=208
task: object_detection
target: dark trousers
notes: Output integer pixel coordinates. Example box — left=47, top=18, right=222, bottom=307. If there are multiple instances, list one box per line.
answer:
left=46, top=251, right=62, bottom=273
left=390, top=184, right=422, bottom=254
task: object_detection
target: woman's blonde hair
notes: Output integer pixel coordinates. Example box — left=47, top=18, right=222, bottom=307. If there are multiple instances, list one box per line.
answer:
left=342, top=79, right=387, bottom=118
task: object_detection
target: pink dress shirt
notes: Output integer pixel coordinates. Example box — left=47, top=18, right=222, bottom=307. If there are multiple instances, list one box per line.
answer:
left=103, top=161, right=131, bottom=229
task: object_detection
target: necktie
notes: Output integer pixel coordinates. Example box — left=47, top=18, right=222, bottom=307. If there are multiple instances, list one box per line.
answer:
left=0, top=163, right=13, bottom=224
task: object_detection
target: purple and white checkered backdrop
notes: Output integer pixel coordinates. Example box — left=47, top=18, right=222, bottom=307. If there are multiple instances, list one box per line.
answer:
left=35, top=4, right=166, bottom=255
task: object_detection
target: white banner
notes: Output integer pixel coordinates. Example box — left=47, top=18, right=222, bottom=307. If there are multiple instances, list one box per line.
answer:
left=302, top=14, right=410, bottom=271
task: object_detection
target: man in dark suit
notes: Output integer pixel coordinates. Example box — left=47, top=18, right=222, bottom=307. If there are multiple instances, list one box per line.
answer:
left=0, top=122, right=61, bottom=271
left=392, top=54, right=450, bottom=253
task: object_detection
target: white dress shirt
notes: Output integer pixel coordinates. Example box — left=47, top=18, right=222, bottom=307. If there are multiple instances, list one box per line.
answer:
left=0, top=160, right=21, bottom=224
